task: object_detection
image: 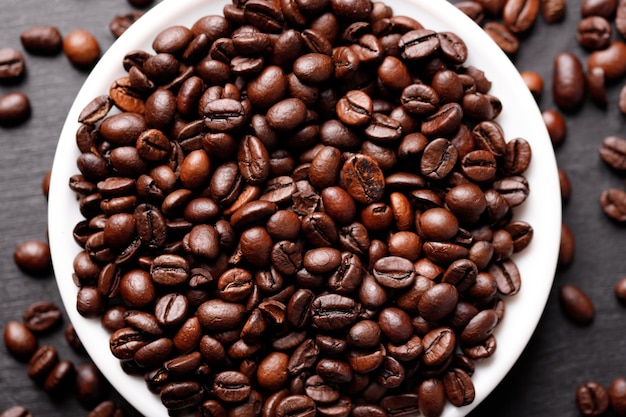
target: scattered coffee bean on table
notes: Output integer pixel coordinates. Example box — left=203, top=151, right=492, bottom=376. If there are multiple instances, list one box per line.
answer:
left=13, top=239, right=52, bottom=277
left=559, top=283, right=595, bottom=325
left=19, top=25, right=63, bottom=56
left=67, top=0, right=535, bottom=415
left=62, top=29, right=101, bottom=69
left=576, top=381, right=609, bottom=416
left=0, top=91, right=31, bottom=127
left=0, top=47, right=26, bottom=82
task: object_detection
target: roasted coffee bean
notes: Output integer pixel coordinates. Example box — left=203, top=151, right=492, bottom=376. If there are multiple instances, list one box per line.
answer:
left=0, top=92, right=31, bottom=127
left=577, top=16, right=612, bottom=51
left=336, top=90, right=373, bottom=126
left=558, top=222, right=575, bottom=267
left=503, top=0, right=540, bottom=33
left=0, top=48, right=25, bottom=81
left=552, top=52, right=585, bottom=111
left=443, top=368, right=475, bottom=406
left=109, top=11, right=144, bottom=38
left=275, top=395, right=316, bottom=417
left=559, top=284, right=594, bottom=325
left=311, top=294, right=358, bottom=330
left=576, top=381, right=609, bottom=416
left=3, top=320, right=38, bottom=363
left=161, top=380, right=205, bottom=410
left=22, top=301, right=62, bottom=333
left=27, top=345, right=59, bottom=382
left=20, top=25, right=62, bottom=55
left=342, top=154, right=385, bottom=204
left=581, top=0, right=617, bottom=17
left=43, top=359, right=75, bottom=396
left=600, top=188, right=626, bottom=222
left=379, top=393, right=419, bottom=417
left=599, top=136, right=626, bottom=170
left=13, top=240, right=51, bottom=277
left=75, top=362, right=104, bottom=408
left=417, top=378, right=446, bottom=417
left=63, top=29, right=101, bottom=69
left=213, top=371, right=251, bottom=403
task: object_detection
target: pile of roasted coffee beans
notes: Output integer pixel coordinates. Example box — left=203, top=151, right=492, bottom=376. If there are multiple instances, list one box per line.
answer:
left=64, top=0, right=539, bottom=414
left=4, top=0, right=626, bottom=415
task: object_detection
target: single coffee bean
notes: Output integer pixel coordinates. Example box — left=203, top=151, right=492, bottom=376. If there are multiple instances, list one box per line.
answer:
left=577, top=16, right=612, bottom=51
left=502, top=0, right=540, bottom=33
left=2, top=321, right=37, bottom=362
left=109, top=11, right=144, bottom=38
left=418, top=378, right=446, bottom=417
left=20, top=25, right=63, bottom=55
left=213, top=371, right=251, bottom=403
left=559, top=284, right=594, bottom=325
left=341, top=154, right=385, bottom=204
left=13, top=240, right=51, bottom=277
left=63, top=29, right=101, bottom=69
left=27, top=345, right=59, bottom=382
left=0, top=92, right=31, bottom=127
left=599, top=136, right=626, bottom=170
left=276, top=395, right=316, bottom=417
left=600, top=188, right=626, bottom=222
left=576, top=381, right=609, bottom=416
left=22, top=301, right=62, bottom=333
left=443, top=368, right=475, bottom=406
left=43, top=359, right=75, bottom=396
left=0, top=48, right=25, bottom=82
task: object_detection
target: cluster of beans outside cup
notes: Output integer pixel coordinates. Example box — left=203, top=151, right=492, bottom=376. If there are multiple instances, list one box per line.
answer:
left=62, top=0, right=539, bottom=416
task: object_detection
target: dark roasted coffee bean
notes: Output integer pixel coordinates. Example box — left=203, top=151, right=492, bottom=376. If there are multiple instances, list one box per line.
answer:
left=600, top=188, right=626, bottom=222
left=276, top=395, right=316, bottom=417
left=341, top=154, right=385, bottom=204
left=541, top=0, right=566, bottom=22
left=0, top=92, right=31, bottom=127
left=109, top=11, right=144, bottom=38
left=443, top=368, right=475, bottom=406
left=418, top=378, right=446, bottom=417
left=577, top=16, right=611, bottom=51
left=559, top=284, right=594, bottom=325
left=503, top=0, right=540, bottom=33
left=380, top=394, right=419, bottom=417
left=75, top=362, right=104, bottom=408
left=13, top=239, right=51, bottom=277
left=213, top=371, right=251, bottom=403
left=161, top=380, right=205, bottom=410
left=27, top=345, right=58, bottom=382
left=22, top=301, right=61, bottom=333
left=576, top=381, right=609, bottom=416
left=43, top=360, right=75, bottom=396
left=599, top=136, right=626, bottom=170
left=0, top=48, right=25, bottom=81
left=311, top=294, right=358, bottom=330
left=336, top=90, right=373, bottom=126
left=20, top=25, right=63, bottom=55
left=420, top=138, right=458, bottom=180
left=553, top=52, right=585, bottom=112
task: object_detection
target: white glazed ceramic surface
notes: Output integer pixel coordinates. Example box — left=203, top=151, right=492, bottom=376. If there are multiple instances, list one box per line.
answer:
left=48, top=0, right=561, bottom=415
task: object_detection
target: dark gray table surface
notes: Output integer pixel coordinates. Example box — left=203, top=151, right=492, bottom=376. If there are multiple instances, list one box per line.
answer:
left=1, top=0, right=625, bottom=415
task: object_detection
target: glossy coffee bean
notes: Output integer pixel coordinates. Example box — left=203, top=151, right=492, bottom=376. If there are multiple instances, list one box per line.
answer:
left=576, top=381, right=609, bottom=416
left=0, top=92, right=31, bottom=127
left=559, top=284, right=594, bottom=325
